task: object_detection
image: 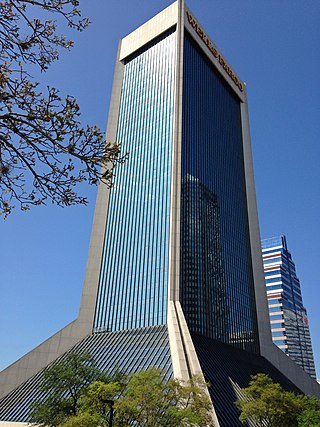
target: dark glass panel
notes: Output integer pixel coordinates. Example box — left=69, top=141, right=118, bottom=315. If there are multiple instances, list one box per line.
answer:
left=181, top=32, right=259, bottom=353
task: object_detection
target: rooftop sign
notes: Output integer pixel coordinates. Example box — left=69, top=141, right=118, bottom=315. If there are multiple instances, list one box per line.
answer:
left=186, top=11, right=244, bottom=93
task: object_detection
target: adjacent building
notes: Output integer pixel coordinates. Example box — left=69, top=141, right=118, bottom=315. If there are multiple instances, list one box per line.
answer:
left=0, top=2, right=319, bottom=426
left=262, top=235, right=316, bottom=378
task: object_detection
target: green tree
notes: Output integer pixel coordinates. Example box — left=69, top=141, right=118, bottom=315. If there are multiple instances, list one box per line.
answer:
left=29, top=352, right=106, bottom=426
left=78, top=368, right=213, bottom=427
left=297, top=395, right=320, bottom=427
left=0, top=1, right=121, bottom=218
left=57, top=412, right=102, bottom=427
left=55, top=368, right=214, bottom=427
left=298, top=409, right=320, bottom=427
left=79, top=380, right=122, bottom=420
left=236, top=373, right=320, bottom=427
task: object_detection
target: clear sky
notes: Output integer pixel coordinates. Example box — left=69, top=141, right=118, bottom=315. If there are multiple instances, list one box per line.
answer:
left=0, top=1, right=319, bottom=376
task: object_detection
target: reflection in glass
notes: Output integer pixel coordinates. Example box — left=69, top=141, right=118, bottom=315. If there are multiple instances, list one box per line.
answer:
left=181, top=174, right=228, bottom=341
left=181, top=32, right=259, bottom=353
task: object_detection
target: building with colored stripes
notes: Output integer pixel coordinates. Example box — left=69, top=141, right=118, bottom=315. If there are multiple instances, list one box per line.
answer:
left=262, top=235, right=316, bottom=378
left=1, top=2, right=319, bottom=426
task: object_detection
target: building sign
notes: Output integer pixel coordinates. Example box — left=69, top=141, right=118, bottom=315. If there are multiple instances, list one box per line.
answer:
left=186, top=11, right=244, bottom=93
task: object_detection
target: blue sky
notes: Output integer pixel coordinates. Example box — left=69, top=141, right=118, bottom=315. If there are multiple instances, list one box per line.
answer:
left=0, top=1, right=319, bottom=376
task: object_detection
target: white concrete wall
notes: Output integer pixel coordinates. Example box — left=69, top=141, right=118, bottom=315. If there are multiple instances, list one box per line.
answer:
left=0, top=422, right=30, bottom=426
left=120, top=2, right=178, bottom=61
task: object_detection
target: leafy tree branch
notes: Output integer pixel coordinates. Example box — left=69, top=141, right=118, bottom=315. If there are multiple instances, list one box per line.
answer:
left=236, top=373, right=320, bottom=427
left=30, top=361, right=214, bottom=427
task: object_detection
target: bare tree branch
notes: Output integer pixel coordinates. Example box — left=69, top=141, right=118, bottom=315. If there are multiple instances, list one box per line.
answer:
left=0, top=1, right=122, bottom=219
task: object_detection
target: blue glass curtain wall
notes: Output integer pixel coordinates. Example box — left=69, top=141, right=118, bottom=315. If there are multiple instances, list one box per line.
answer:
left=94, top=29, right=176, bottom=332
left=262, top=236, right=316, bottom=377
left=180, top=32, right=259, bottom=354
left=0, top=326, right=172, bottom=421
left=280, top=248, right=316, bottom=377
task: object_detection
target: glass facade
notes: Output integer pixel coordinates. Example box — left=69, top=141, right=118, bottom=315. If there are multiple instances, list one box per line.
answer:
left=192, top=332, right=301, bottom=427
left=94, top=28, right=261, bottom=355
left=180, top=33, right=259, bottom=354
left=2, top=8, right=320, bottom=426
left=0, top=326, right=172, bottom=421
left=262, top=235, right=316, bottom=378
left=94, top=29, right=176, bottom=332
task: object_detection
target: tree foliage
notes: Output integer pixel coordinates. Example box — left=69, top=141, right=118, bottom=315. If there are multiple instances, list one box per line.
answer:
left=79, top=380, right=121, bottom=420
left=57, top=412, right=101, bottom=427
left=29, top=352, right=108, bottom=426
left=113, top=368, right=213, bottom=427
left=0, top=0, right=121, bottom=218
left=30, top=361, right=214, bottom=427
left=298, top=408, right=320, bottom=427
left=78, top=369, right=214, bottom=427
left=236, top=373, right=320, bottom=427
left=296, top=395, right=320, bottom=427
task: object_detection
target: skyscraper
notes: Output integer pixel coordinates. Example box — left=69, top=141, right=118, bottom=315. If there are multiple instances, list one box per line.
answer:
left=262, top=235, right=316, bottom=378
left=0, top=2, right=319, bottom=426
